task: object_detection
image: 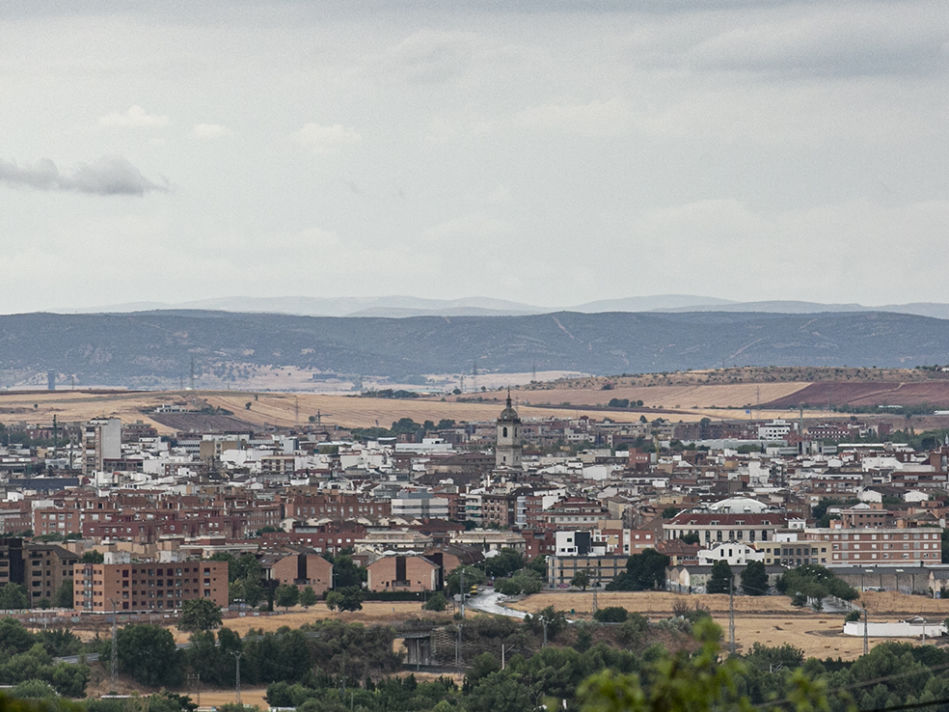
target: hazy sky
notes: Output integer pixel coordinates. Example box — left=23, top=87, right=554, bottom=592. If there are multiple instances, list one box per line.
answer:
left=2, top=0, right=948, bottom=313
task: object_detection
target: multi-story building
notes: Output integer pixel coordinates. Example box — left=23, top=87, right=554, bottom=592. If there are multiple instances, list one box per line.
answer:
left=366, top=554, right=440, bottom=592
left=806, top=526, right=943, bottom=565
left=0, top=538, right=78, bottom=606
left=284, top=492, right=390, bottom=521
left=481, top=492, right=516, bottom=528
left=838, top=504, right=894, bottom=528
left=664, top=512, right=786, bottom=545
left=83, top=418, right=121, bottom=474
left=757, top=419, right=792, bottom=441
left=535, top=497, right=608, bottom=529
left=260, top=549, right=333, bottom=594
left=547, top=554, right=628, bottom=588
left=261, top=522, right=367, bottom=554
left=753, top=539, right=831, bottom=567
left=390, top=491, right=450, bottom=520
left=73, top=560, right=228, bottom=612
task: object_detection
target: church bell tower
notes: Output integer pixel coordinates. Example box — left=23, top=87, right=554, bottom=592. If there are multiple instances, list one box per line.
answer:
left=496, top=389, right=522, bottom=469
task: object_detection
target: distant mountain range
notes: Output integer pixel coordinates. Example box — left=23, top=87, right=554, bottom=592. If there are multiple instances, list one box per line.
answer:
left=2, top=310, right=949, bottom=390
left=50, top=295, right=949, bottom=320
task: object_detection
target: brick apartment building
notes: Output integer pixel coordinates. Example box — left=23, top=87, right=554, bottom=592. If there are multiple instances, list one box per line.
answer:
left=805, top=526, right=943, bottom=565
left=284, top=492, right=391, bottom=521
left=262, top=522, right=368, bottom=553
left=73, top=560, right=228, bottom=612
left=0, top=538, right=78, bottom=606
left=261, top=550, right=333, bottom=594
left=366, top=554, right=440, bottom=592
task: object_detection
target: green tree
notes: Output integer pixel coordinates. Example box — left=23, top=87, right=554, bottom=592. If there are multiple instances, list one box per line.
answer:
left=299, top=587, right=318, bottom=608
left=0, top=618, right=34, bottom=656
left=571, top=570, right=591, bottom=591
left=484, top=549, right=524, bottom=579
left=330, top=554, right=366, bottom=589
left=524, top=606, right=567, bottom=641
left=10, top=680, right=57, bottom=699
left=446, top=565, right=486, bottom=596
left=740, top=561, right=769, bottom=596
left=178, top=598, right=222, bottom=633
left=424, top=592, right=448, bottom=611
left=324, top=591, right=346, bottom=613
left=577, top=618, right=814, bottom=712
left=527, top=555, right=547, bottom=577
left=52, top=579, right=73, bottom=609
left=778, top=564, right=858, bottom=604
left=607, top=549, right=669, bottom=591
left=274, top=584, right=299, bottom=611
left=707, top=560, right=733, bottom=594
left=115, top=624, right=183, bottom=687
left=80, top=550, right=104, bottom=564
left=334, top=586, right=364, bottom=612
left=0, top=583, right=30, bottom=610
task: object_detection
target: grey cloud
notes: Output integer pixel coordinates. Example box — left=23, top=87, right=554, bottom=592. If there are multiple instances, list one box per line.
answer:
left=0, top=156, right=166, bottom=196
left=686, top=10, right=949, bottom=78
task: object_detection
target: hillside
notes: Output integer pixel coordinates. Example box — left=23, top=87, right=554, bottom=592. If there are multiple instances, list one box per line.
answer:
left=2, top=310, right=949, bottom=390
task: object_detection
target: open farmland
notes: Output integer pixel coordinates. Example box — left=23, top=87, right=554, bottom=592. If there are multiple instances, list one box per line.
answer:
left=0, top=389, right=649, bottom=434
left=510, top=382, right=811, bottom=409
left=762, top=381, right=949, bottom=409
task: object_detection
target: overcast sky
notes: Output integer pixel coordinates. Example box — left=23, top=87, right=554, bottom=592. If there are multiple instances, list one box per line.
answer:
left=2, top=0, right=948, bottom=313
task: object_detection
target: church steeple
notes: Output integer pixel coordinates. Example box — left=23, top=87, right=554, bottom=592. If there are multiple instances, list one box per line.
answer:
left=496, top=389, right=522, bottom=469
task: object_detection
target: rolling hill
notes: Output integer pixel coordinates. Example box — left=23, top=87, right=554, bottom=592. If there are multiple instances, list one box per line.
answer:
left=2, top=310, right=949, bottom=390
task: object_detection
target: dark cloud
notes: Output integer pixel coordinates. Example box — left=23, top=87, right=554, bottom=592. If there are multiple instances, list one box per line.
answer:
left=0, top=156, right=166, bottom=196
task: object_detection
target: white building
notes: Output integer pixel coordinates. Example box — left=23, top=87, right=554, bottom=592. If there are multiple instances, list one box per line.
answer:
left=757, top=419, right=792, bottom=441
left=698, top=541, right=764, bottom=566
left=390, top=490, right=449, bottom=519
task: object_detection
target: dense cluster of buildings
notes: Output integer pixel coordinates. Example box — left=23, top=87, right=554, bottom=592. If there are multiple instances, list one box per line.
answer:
left=0, top=395, right=947, bottom=612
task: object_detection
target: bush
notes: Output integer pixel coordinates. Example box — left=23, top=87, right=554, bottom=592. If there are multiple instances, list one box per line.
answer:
left=616, top=613, right=649, bottom=646
left=593, top=607, right=628, bottom=623
left=424, top=593, right=448, bottom=611
left=845, top=610, right=862, bottom=622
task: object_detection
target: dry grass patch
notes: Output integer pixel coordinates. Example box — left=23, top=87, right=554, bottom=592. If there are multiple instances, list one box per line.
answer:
left=171, top=602, right=429, bottom=644
left=509, top=592, right=935, bottom=661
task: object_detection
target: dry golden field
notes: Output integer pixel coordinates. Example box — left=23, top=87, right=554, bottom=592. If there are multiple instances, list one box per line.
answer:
left=512, top=382, right=810, bottom=409
left=169, top=601, right=431, bottom=644
left=0, top=389, right=666, bottom=434
left=506, top=591, right=949, bottom=661
left=0, top=382, right=843, bottom=435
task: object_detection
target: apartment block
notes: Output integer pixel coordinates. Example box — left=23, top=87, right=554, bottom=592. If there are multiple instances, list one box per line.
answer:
left=0, top=538, right=78, bottom=606
left=806, top=527, right=943, bottom=566
left=73, top=560, right=228, bottom=612
left=366, top=554, right=440, bottom=592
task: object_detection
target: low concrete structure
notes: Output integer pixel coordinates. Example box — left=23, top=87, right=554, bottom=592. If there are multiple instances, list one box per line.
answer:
left=843, top=618, right=946, bottom=638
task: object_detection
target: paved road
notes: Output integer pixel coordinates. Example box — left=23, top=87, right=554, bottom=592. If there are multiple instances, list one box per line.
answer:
left=466, top=587, right=528, bottom=619
left=56, top=653, right=100, bottom=664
